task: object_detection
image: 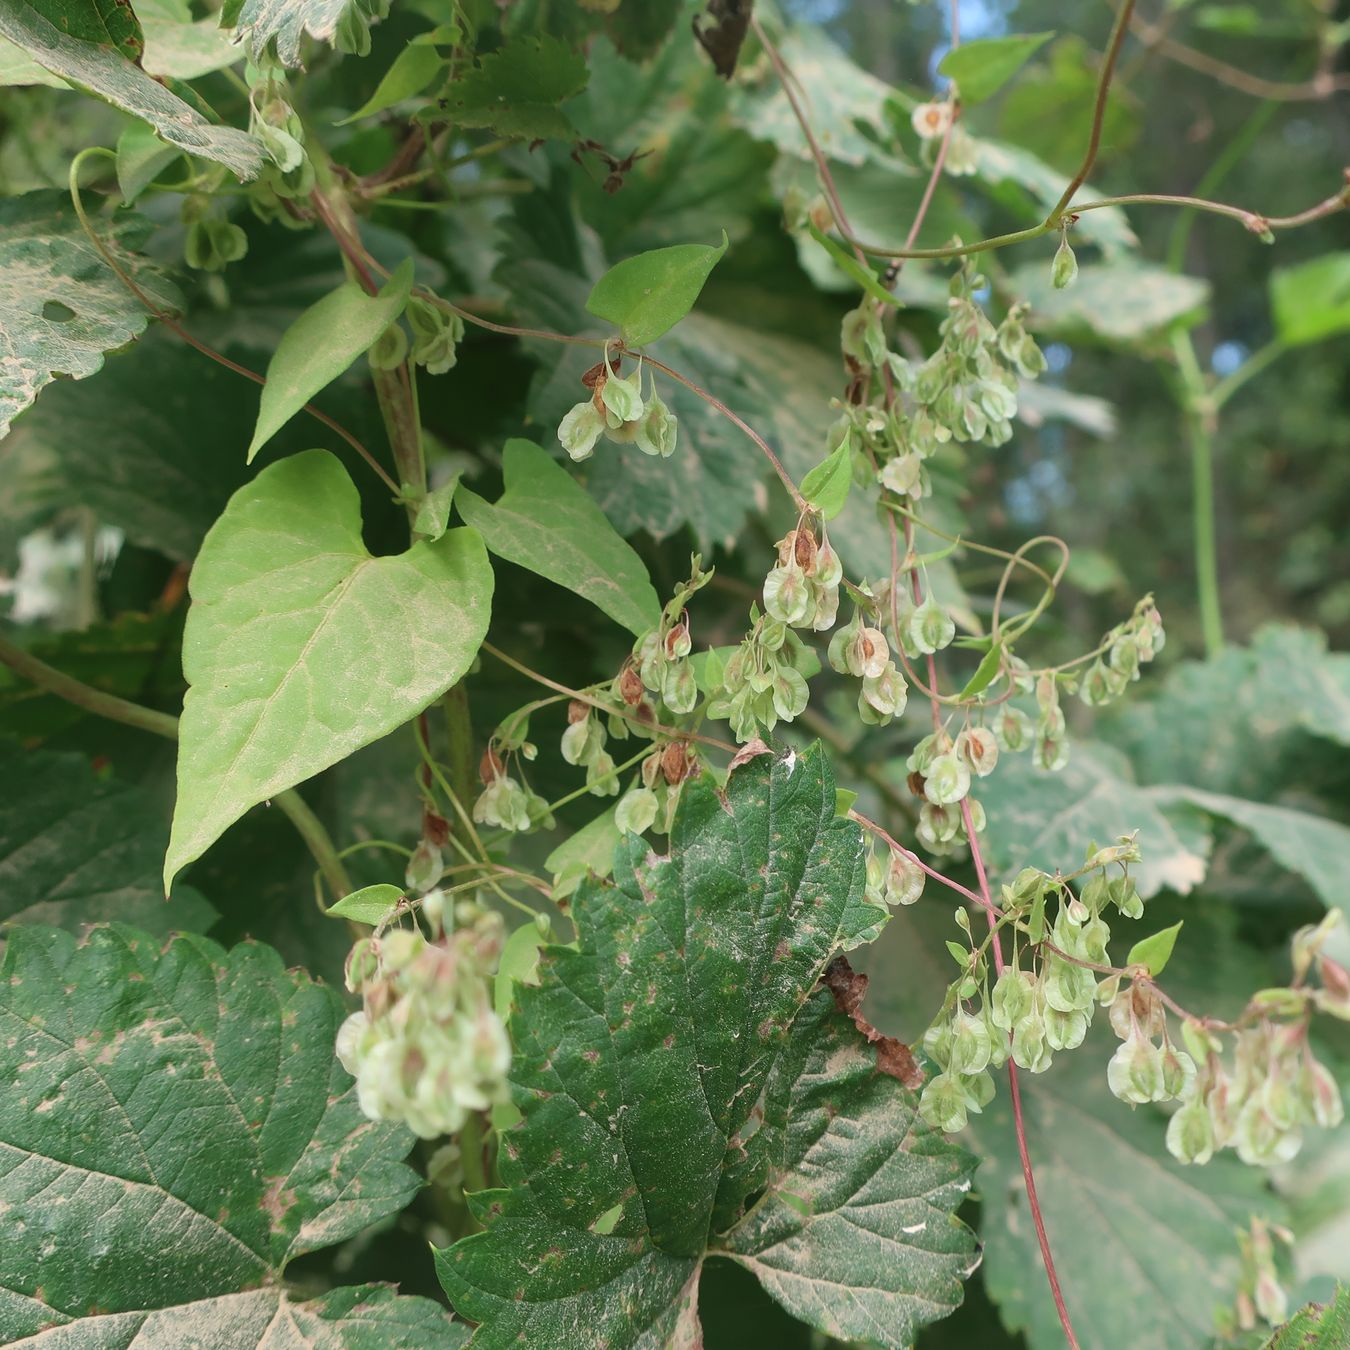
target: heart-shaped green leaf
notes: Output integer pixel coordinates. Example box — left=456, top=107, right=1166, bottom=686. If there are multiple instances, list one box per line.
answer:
left=586, top=233, right=729, bottom=347
left=165, top=449, right=493, bottom=890
left=1126, top=920, right=1183, bottom=976
left=456, top=438, right=661, bottom=635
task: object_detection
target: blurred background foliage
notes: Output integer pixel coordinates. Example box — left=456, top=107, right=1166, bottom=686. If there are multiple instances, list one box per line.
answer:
left=0, top=0, right=1347, bottom=1346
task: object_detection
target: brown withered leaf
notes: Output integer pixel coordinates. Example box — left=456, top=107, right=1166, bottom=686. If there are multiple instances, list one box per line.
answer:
left=692, top=0, right=753, bottom=80
left=822, top=955, right=923, bottom=1087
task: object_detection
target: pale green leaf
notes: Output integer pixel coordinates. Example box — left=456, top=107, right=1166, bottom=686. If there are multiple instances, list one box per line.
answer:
left=0, top=4, right=261, bottom=177
left=326, top=883, right=404, bottom=925
left=976, top=742, right=1211, bottom=899
left=440, top=35, right=588, bottom=141
left=0, top=924, right=437, bottom=1342
left=493, top=918, right=549, bottom=1020
left=456, top=439, right=661, bottom=636
left=733, top=27, right=904, bottom=167
left=436, top=747, right=976, bottom=1348
left=959, top=641, right=1004, bottom=699
left=806, top=221, right=900, bottom=307
left=165, top=450, right=494, bottom=889
left=247, top=260, right=413, bottom=462
left=1007, top=259, right=1210, bottom=342
left=1107, top=626, right=1350, bottom=797
left=0, top=32, right=68, bottom=85
left=939, top=32, right=1053, bottom=104
left=544, top=804, right=621, bottom=900
left=1270, top=252, right=1350, bottom=348
left=223, top=0, right=351, bottom=68
left=585, top=233, right=729, bottom=348
left=1162, top=788, right=1350, bottom=919
left=115, top=120, right=181, bottom=203
left=0, top=190, right=181, bottom=440
left=798, top=436, right=852, bottom=519
left=413, top=473, right=459, bottom=543
left=0, top=746, right=215, bottom=937
left=337, top=42, right=444, bottom=125
left=1125, top=919, right=1183, bottom=975
left=137, top=0, right=243, bottom=79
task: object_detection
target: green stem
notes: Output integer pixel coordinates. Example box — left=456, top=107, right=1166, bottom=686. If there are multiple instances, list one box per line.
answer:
left=0, top=629, right=353, bottom=900
left=1170, top=331, right=1224, bottom=656
left=1188, top=411, right=1224, bottom=658
left=1211, top=338, right=1288, bottom=410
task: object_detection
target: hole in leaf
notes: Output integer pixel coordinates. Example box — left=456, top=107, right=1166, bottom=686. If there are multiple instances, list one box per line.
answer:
left=43, top=300, right=77, bottom=323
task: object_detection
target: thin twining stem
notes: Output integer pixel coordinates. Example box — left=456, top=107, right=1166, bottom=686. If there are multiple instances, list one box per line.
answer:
left=480, top=643, right=736, bottom=754
left=0, top=630, right=353, bottom=903
left=66, top=150, right=399, bottom=496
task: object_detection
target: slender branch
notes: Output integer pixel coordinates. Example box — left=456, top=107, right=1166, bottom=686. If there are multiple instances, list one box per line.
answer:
left=751, top=15, right=868, bottom=270
left=480, top=642, right=736, bottom=753
left=850, top=811, right=987, bottom=910
left=962, top=800, right=1081, bottom=1349
left=641, top=355, right=807, bottom=511
left=1131, top=10, right=1350, bottom=101
left=1050, top=0, right=1136, bottom=217
left=0, top=630, right=352, bottom=900
left=67, top=150, right=399, bottom=496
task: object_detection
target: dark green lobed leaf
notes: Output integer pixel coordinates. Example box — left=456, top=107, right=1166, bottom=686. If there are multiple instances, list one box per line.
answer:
left=437, top=745, right=976, bottom=1347
left=0, top=925, right=423, bottom=1341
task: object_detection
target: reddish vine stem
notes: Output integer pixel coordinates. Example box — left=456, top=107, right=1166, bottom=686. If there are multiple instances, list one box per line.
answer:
left=963, top=800, right=1082, bottom=1349
left=757, top=11, right=1082, bottom=1343
left=641, top=355, right=808, bottom=511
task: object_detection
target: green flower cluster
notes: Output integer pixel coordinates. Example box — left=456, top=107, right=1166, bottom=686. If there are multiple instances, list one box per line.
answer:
left=614, top=741, right=697, bottom=838
left=763, top=526, right=841, bottom=632
left=904, top=725, right=1000, bottom=854
left=828, top=597, right=909, bottom=728
left=1160, top=913, right=1347, bottom=1167
left=706, top=608, right=818, bottom=742
left=918, top=847, right=1145, bottom=1134
left=336, top=909, right=510, bottom=1139
left=473, top=742, right=553, bottom=834
left=558, top=358, right=677, bottom=463
left=1077, top=596, right=1166, bottom=707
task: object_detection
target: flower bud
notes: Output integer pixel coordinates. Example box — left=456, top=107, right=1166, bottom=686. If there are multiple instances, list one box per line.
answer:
left=559, top=400, right=606, bottom=462
left=1051, top=237, right=1078, bottom=290
left=948, top=1010, right=992, bottom=1075
left=763, top=562, right=813, bottom=627
left=1160, top=1044, right=1197, bottom=1100
left=923, top=752, right=971, bottom=807
left=1108, top=1027, right=1165, bottom=1104
left=918, top=1071, right=968, bottom=1134
left=885, top=850, right=925, bottom=907
left=909, top=598, right=955, bottom=655
left=955, top=726, right=999, bottom=777
left=405, top=839, right=444, bottom=895
left=995, top=706, right=1033, bottom=752
left=1044, top=1006, right=1088, bottom=1051
left=1166, top=1094, right=1216, bottom=1165
left=990, top=968, right=1034, bottom=1031
left=615, top=786, right=659, bottom=836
